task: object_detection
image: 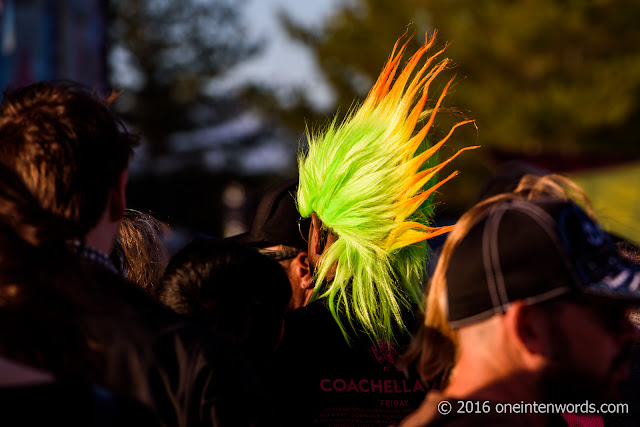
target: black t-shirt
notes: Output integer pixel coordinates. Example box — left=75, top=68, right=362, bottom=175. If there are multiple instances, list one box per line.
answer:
left=269, top=300, right=428, bottom=426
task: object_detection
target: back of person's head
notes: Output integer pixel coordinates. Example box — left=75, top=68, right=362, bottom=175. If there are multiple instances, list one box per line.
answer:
left=113, top=210, right=170, bottom=292
left=0, top=80, right=139, bottom=235
left=296, top=31, right=477, bottom=344
left=156, top=238, right=291, bottom=362
left=399, top=174, right=599, bottom=388
left=229, top=178, right=313, bottom=311
left=0, top=164, right=127, bottom=379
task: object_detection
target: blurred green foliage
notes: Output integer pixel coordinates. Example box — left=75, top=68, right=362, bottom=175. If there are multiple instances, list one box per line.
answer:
left=572, top=162, right=640, bottom=243
left=252, top=0, right=640, bottom=215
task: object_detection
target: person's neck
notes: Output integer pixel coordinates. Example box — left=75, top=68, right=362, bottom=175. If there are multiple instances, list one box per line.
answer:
left=445, top=358, right=548, bottom=427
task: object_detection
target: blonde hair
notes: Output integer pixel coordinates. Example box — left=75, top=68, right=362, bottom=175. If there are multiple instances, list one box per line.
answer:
left=114, top=210, right=170, bottom=291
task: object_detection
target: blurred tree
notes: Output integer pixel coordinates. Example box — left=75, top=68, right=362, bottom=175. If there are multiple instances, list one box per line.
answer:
left=107, top=0, right=297, bottom=237
left=249, top=0, right=640, bottom=213
left=108, top=0, right=259, bottom=155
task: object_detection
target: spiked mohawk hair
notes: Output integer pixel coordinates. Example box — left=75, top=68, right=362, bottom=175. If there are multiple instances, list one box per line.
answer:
left=297, top=30, right=477, bottom=344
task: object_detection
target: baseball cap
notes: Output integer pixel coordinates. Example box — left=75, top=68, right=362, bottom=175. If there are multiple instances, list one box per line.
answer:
left=446, top=198, right=640, bottom=328
left=229, top=178, right=307, bottom=252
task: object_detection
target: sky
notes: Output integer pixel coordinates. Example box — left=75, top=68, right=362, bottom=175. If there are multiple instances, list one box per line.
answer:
left=109, top=0, right=347, bottom=110
left=213, top=0, right=346, bottom=111
left=120, top=0, right=349, bottom=179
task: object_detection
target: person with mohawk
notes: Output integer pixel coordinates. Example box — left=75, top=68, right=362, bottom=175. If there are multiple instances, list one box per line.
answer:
left=270, top=30, right=477, bottom=425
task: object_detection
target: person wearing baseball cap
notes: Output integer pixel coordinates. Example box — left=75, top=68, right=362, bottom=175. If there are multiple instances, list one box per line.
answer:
left=230, top=178, right=313, bottom=311
left=399, top=174, right=640, bottom=427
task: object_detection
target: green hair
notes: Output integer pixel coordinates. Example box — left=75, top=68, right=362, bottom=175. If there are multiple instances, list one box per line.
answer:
left=297, top=31, right=477, bottom=344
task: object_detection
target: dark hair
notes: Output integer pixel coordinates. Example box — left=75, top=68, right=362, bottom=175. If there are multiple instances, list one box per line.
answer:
left=156, top=238, right=292, bottom=362
left=0, top=164, right=122, bottom=378
left=0, top=163, right=77, bottom=247
left=0, top=80, right=139, bottom=235
left=113, top=210, right=170, bottom=292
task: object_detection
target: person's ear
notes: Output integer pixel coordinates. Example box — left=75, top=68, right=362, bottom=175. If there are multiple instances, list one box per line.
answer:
left=109, top=170, right=128, bottom=222
left=294, top=251, right=313, bottom=290
left=505, top=301, right=552, bottom=366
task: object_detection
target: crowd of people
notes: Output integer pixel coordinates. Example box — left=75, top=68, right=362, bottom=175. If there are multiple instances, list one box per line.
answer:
left=0, top=31, right=639, bottom=427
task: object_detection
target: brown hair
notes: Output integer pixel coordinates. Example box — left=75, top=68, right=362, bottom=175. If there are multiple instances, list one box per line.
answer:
left=0, top=164, right=139, bottom=378
left=113, top=210, right=170, bottom=292
left=0, top=80, right=139, bottom=235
